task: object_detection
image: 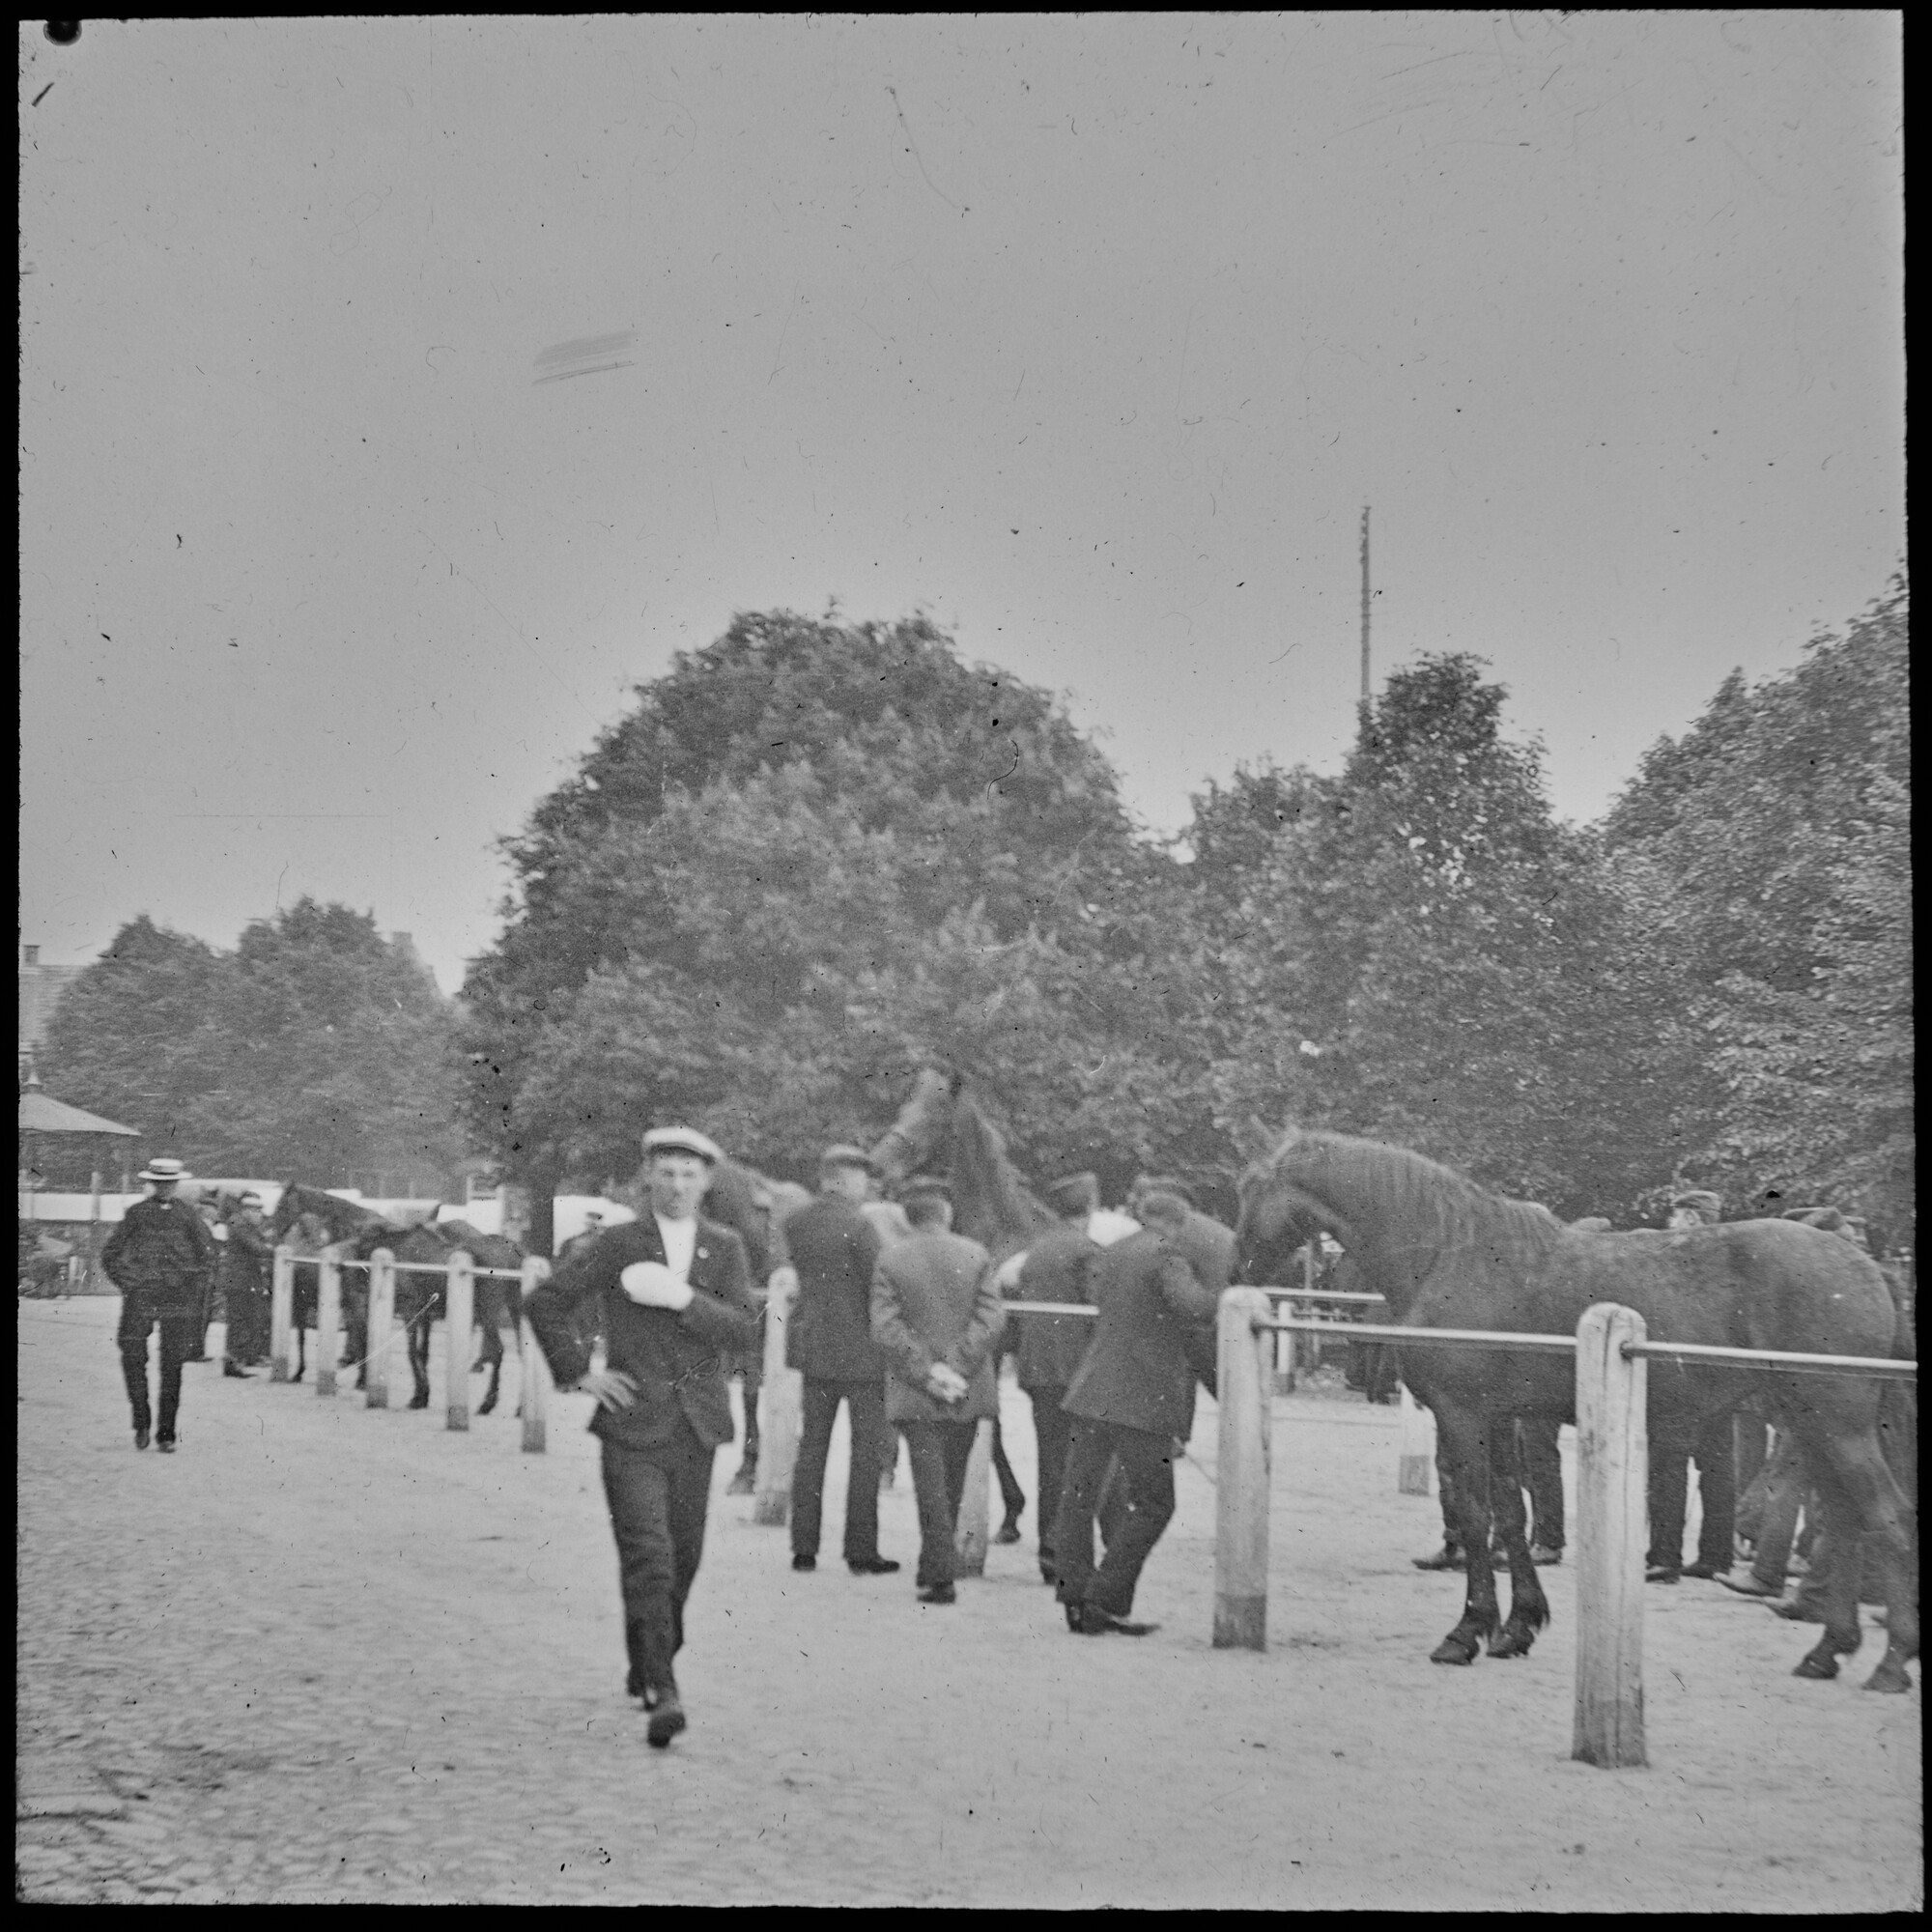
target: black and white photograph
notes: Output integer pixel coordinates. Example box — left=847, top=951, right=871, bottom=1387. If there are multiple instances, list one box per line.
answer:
left=18, top=13, right=1912, bottom=1909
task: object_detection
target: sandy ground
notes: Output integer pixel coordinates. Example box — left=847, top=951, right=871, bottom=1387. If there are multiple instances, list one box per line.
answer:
left=16, top=1296, right=1921, bottom=1908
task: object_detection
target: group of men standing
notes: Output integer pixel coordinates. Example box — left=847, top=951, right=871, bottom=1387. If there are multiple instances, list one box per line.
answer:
left=99, top=1156, right=277, bottom=1451
left=520, top=1126, right=1241, bottom=1747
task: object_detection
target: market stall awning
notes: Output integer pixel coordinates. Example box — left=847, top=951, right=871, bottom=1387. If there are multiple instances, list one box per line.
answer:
left=18, top=1092, right=141, bottom=1137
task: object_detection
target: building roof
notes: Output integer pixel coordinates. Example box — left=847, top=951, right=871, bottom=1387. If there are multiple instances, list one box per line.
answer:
left=18, top=1091, right=141, bottom=1137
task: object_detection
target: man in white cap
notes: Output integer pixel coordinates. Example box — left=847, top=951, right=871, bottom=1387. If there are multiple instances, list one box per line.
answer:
left=99, top=1157, right=220, bottom=1451
left=524, top=1125, right=758, bottom=1748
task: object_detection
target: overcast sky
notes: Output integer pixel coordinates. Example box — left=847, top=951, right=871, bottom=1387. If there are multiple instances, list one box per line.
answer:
left=20, top=14, right=1902, bottom=993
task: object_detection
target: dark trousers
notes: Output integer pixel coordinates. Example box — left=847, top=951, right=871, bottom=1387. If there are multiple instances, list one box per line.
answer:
left=226, top=1285, right=270, bottom=1364
left=1648, top=1410, right=1737, bottom=1572
left=1518, top=1414, right=1564, bottom=1552
left=735, top=1352, right=763, bottom=1466
left=992, top=1417, right=1025, bottom=1523
left=1029, top=1389, right=1075, bottom=1568
left=791, top=1377, right=888, bottom=1564
left=600, top=1424, right=717, bottom=1696
left=1053, top=1418, right=1178, bottom=1619
left=900, top=1419, right=979, bottom=1589
left=118, top=1296, right=199, bottom=1440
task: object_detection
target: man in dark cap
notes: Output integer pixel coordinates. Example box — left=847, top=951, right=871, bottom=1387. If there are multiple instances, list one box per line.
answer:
left=870, top=1176, right=1006, bottom=1605
left=100, top=1157, right=220, bottom=1451
left=525, top=1125, right=759, bottom=1748
left=1052, top=1190, right=1221, bottom=1635
left=1647, top=1188, right=1738, bottom=1583
left=781, top=1145, right=898, bottom=1577
left=219, top=1190, right=274, bottom=1376
left=1014, top=1173, right=1108, bottom=1586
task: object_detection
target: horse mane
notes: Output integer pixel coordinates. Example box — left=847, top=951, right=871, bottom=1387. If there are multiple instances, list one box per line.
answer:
left=869, top=1065, right=955, bottom=1185
left=1261, top=1129, right=1562, bottom=1272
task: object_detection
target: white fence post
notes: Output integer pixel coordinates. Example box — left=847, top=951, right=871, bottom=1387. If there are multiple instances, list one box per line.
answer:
left=445, top=1250, right=474, bottom=1432
left=753, top=1266, right=802, bottom=1526
left=953, top=1417, right=995, bottom=1576
left=316, top=1245, right=345, bottom=1397
left=270, top=1245, right=295, bottom=1382
left=1398, top=1382, right=1436, bottom=1495
left=1213, top=1287, right=1274, bottom=1650
left=1573, top=1303, right=1649, bottom=1770
left=520, top=1257, right=550, bottom=1454
left=365, top=1247, right=395, bottom=1410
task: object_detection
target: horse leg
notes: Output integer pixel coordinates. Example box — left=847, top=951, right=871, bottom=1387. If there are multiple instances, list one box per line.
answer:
left=1487, top=1419, right=1550, bottom=1658
left=1429, top=1405, right=1502, bottom=1665
left=407, top=1304, right=433, bottom=1409
left=1804, top=1423, right=1918, bottom=1692
left=476, top=1298, right=503, bottom=1416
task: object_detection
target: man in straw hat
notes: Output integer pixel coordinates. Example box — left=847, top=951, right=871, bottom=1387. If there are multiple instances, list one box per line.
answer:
left=781, top=1145, right=900, bottom=1577
left=525, top=1126, right=758, bottom=1748
left=99, top=1156, right=220, bottom=1452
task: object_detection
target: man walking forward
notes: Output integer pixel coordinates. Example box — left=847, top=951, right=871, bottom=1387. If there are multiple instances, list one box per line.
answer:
left=525, top=1126, right=759, bottom=1747
left=100, top=1156, right=219, bottom=1452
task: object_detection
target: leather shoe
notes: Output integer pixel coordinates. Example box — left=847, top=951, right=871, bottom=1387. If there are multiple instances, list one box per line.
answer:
left=1073, top=1604, right=1157, bottom=1637
left=133, top=1428, right=151, bottom=1451
left=790, top=1554, right=816, bottom=1573
left=156, top=1438, right=177, bottom=1454
left=1682, top=1561, right=1731, bottom=1580
left=1645, top=1567, right=1681, bottom=1584
left=645, top=1689, right=687, bottom=1748
left=1529, top=1545, right=1563, bottom=1567
left=1412, top=1545, right=1465, bottom=1572
left=918, top=1583, right=957, bottom=1605
left=223, top=1362, right=252, bottom=1378
left=847, top=1556, right=900, bottom=1576
left=1769, top=1600, right=1826, bottom=1623
left=1718, top=1574, right=1784, bottom=1600
left=726, top=1465, right=757, bottom=1495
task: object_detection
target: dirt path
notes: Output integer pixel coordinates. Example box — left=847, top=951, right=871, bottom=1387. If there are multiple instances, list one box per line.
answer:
left=17, top=1298, right=1920, bottom=1907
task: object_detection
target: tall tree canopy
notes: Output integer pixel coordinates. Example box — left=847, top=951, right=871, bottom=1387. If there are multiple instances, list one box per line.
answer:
left=1604, top=578, right=1912, bottom=1239
left=1202, top=655, right=1675, bottom=1215
left=41, top=901, right=468, bottom=1189
left=463, top=611, right=1208, bottom=1194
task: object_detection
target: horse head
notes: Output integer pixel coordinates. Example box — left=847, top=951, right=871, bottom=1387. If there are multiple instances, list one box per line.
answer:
left=869, top=1065, right=958, bottom=1186
left=1234, top=1127, right=1349, bottom=1285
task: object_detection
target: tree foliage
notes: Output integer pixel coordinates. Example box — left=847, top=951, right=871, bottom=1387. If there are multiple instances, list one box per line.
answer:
left=463, top=611, right=1210, bottom=1195
left=40, top=901, right=468, bottom=1189
left=1604, top=579, right=1912, bottom=1238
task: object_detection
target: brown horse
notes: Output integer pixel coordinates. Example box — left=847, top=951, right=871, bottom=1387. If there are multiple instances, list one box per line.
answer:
left=270, top=1183, right=399, bottom=1382
left=1235, top=1128, right=1918, bottom=1691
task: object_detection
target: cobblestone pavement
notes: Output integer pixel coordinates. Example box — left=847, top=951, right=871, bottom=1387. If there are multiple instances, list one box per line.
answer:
left=18, top=1298, right=1920, bottom=1906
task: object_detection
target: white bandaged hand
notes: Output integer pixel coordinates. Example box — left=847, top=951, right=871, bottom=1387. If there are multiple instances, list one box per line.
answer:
left=619, top=1260, right=695, bottom=1311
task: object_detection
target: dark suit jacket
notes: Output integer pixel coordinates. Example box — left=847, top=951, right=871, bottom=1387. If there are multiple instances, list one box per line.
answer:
left=871, top=1230, right=1005, bottom=1425
left=1013, top=1222, right=1100, bottom=1392
left=1062, top=1227, right=1222, bottom=1439
left=100, top=1196, right=219, bottom=1310
left=783, top=1193, right=887, bottom=1381
left=526, top=1213, right=759, bottom=1452
left=218, top=1217, right=274, bottom=1296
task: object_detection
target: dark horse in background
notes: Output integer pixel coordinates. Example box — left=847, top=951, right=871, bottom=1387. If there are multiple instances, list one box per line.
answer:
left=1236, top=1129, right=1918, bottom=1692
left=272, top=1184, right=525, bottom=1412
left=270, top=1183, right=398, bottom=1382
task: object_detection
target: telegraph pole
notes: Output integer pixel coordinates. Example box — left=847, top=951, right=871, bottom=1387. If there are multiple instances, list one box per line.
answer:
left=1358, top=505, right=1372, bottom=703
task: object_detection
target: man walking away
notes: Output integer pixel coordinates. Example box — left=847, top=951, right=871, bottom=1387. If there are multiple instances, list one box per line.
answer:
left=100, top=1157, right=218, bottom=1451
left=870, top=1177, right=1006, bottom=1605
left=220, top=1191, right=274, bottom=1376
left=525, top=1127, right=759, bottom=1748
left=1052, top=1190, right=1219, bottom=1636
left=782, top=1145, right=898, bottom=1577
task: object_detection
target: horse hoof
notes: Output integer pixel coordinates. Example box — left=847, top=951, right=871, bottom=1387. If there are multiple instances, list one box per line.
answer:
left=1431, top=1636, right=1480, bottom=1666
left=1862, top=1663, right=1914, bottom=1694
left=477, top=1399, right=497, bottom=1417
left=1793, top=1651, right=1841, bottom=1681
left=1488, top=1629, right=1534, bottom=1660
left=409, top=1393, right=430, bottom=1411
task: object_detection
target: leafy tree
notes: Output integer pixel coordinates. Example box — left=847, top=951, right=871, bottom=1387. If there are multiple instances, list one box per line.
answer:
left=42, top=901, right=469, bottom=1189
left=463, top=611, right=1210, bottom=1200
left=1204, top=655, right=1674, bottom=1215
left=1605, top=579, right=1912, bottom=1240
